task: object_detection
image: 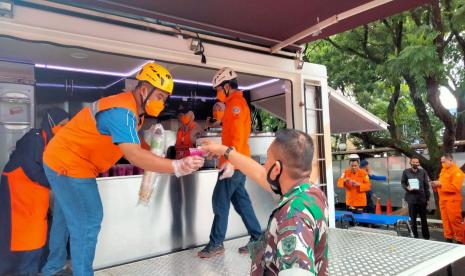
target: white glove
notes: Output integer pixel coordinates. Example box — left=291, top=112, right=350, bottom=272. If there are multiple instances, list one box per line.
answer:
left=172, top=156, right=204, bottom=177
left=219, top=162, right=235, bottom=180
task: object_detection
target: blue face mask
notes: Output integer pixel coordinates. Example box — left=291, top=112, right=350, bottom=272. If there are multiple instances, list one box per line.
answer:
left=267, top=161, right=283, bottom=195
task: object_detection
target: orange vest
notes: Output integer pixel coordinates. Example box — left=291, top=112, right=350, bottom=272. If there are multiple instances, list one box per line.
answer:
left=221, top=90, right=251, bottom=164
left=43, top=92, right=143, bottom=177
left=337, top=168, right=371, bottom=207
left=175, top=122, right=195, bottom=159
left=438, top=164, right=464, bottom=201
left=3, top=130, right=50, bottom=251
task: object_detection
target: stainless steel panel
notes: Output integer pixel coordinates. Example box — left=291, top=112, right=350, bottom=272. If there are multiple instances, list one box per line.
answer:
left=333, top=159, right=349, bottom=204
left=367, top=158, right=389, bottom=206
left=0, top=124, right=30, bottom=171
left=332, top=160, right=343, bottom=204
left=248, top=134, right=274, bottom=158
left=387, top=156, right=407, bottom=208
left=97, top=229, right=465, bottom=276
left=94, top=170, right=275, bottom=269
left=0, top=82, right=34, bottom=171
left=96, top=236, right=251, bottom=276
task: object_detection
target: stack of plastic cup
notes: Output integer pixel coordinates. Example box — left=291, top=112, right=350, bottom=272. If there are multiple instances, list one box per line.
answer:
left=100, top=171, right=110, bottom=177
left=135, top=167, right=144, bottom=175
left=125, top=164, right=134, bottom=175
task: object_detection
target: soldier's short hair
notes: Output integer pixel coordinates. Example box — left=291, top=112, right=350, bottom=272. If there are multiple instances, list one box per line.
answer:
left=272, top=129, right=314, bottom=179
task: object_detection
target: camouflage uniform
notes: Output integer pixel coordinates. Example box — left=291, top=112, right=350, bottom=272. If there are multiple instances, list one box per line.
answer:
left=249, top=183, right=329, bottom=276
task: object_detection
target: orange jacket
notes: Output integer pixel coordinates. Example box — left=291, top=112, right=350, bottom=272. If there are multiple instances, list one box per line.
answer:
left=43, top=92, right=143, bottom=177
left=438, top=163, right=464, bottom=201
left=175, top=122, right=196, bottom=159
left=221, top=90, right=251, bottom=163
left=337, top=168, right=371, bottom=207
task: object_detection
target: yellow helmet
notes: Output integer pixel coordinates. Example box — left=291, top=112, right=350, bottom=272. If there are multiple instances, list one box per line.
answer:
left=136, top=63, right=174, bottom=94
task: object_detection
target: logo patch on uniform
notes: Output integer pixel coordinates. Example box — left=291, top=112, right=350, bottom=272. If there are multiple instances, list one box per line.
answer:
left=232, top=106, right=240, bottom=115
left=282, top=235, right=296, bottom=255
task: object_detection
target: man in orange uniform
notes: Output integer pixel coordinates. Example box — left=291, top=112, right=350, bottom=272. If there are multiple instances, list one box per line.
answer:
left=432, top=153, right=464, bottom=244
left=41, top=63, right=204, bottom=275
left=175, top=110, right=203, bottom=159
left=337, top=159, right=371, bottom=213
left=198, top=67, right=261, bottom=258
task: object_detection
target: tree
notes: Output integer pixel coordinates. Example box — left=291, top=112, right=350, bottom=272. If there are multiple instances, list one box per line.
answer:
left=306, top=0, right=465, bottom=182
left=251, top=106, right=286, bottom=132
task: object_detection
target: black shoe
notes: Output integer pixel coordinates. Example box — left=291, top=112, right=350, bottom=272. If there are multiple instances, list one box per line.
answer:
left=197, top=243, right=225, bottom=258
left=238, top=238, right=258, bottom=254
left=446, top=238, right=454, bottom=243
left=238, top=244, right=249, bottom=254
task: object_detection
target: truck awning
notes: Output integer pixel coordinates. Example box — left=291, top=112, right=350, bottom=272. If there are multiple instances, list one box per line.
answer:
left=329, top=88, right=388, bottom=134
left=48, top=0, right=432, bottom=52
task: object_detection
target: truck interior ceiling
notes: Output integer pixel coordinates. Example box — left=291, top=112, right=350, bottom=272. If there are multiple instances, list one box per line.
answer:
left=0, top=36, right=290, bottom=134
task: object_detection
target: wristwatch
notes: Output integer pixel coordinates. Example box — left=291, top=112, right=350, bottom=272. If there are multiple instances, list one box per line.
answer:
left=224, top=146, right=235, bottom=160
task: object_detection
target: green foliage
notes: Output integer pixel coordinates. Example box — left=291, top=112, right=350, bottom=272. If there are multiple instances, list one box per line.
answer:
left=306, top=1, right=464, bottom=148
left=252, top=109, right=286, bottom=132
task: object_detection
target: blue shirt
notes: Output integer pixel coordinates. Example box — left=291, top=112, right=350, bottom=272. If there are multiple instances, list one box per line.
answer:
left=369, top=174, right=387, bottom=181
left=96, top=108, right=140, bottom=144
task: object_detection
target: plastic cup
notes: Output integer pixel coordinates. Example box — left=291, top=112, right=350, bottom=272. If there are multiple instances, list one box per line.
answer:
left=110, top=166, right=118, bottom=177
left=116, top=164, right=126, bottom=176
left=125, top=164, right=134, bottom=176
left=135, top=167, right=145, bottom=175
left=100, top=171, right=110, bottom=177
left=189, top=148, right=206, bottom=157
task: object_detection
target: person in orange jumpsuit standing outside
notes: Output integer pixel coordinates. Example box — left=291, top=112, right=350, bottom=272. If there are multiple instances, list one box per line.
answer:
left=175, top=110, right=203, bottom=159
left=338, top=159, right=371, bottom=213
left=198, top=67, right=262, bottom=258
left=431, top=153, right=464, bottom=244
left=41, top=63, right=204, bottom=275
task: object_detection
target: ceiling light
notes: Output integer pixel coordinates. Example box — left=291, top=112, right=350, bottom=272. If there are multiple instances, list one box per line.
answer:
left=35, top=60, right=153, bottom=77
left=242, top=79, right=280, bottom=90
left=70, top=52, right=89, bottom=59
left=35, top=62, right=279, bottom=91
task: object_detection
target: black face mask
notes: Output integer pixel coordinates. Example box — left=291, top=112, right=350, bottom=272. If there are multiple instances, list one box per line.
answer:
left=411, top=164, right=419, bottom=169
left=267, top=161, right=283, bottom=195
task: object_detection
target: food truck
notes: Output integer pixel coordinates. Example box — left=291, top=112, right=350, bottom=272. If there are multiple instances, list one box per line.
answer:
left=1, top=0, right=465, bottom=274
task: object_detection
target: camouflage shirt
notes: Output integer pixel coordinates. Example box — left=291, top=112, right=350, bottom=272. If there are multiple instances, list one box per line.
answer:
left=250, top=183, right=329, bottom=276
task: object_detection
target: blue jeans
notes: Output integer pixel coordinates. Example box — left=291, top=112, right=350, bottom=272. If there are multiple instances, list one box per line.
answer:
left=41, top=195, right=69, bottom=275
left=209, top=170, right=261, bottom=246
left=42, top=165, right=103, bottom=276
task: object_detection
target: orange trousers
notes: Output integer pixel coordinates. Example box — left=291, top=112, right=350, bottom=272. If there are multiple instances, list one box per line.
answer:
left=439, top=199, right=464, bottom=243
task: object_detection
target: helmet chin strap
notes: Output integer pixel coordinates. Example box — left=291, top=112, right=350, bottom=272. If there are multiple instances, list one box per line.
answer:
left=140, top=87, right=155, bottom=115
left=222, top=84, right=231, bottom=97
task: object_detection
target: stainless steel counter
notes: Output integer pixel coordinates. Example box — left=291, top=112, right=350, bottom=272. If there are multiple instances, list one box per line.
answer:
left=93, top=170, right=275, bottom=269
